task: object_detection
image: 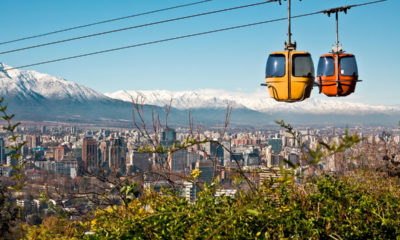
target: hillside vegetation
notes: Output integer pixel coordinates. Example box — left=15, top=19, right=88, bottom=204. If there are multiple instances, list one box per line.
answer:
left=23, top=170, right=400, bottom=240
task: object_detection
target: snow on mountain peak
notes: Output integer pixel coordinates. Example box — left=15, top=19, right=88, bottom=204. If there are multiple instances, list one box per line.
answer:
left=105, top=89, right=400, bottom=115
left=105, top=89, right=243, bottom=109
left=0, top=63, right=12, bottom=70
left=0, top=63, right=106, bottom=101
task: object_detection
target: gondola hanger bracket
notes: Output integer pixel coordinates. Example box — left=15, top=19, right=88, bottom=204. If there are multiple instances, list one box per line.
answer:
left=273, top=0, right=302, bottom=4
left=285, top=41, right=296, bottom=51
left=332, top=45, right=343, bottom=53
left=323, top=6, right=352, bottom=16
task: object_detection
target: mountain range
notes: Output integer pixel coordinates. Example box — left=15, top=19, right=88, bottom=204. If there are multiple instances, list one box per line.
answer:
left=105, top=89, right=400, bottom=115
left=1, top=63, right=399, bottom=127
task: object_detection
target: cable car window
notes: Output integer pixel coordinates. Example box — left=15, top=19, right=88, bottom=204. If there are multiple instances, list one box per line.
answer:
left=266, top=54, right=285, bottom=77
left=293, top=54, right=315, bottom=77
left=340, top=56, right=358, bottom=76
left=317, top=57, right=334, bottom=76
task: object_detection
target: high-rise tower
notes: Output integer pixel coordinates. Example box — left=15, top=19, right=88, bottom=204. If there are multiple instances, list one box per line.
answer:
left=0, top=138, right=5, bottom=165
left=82, top=136, right=98, bottom=173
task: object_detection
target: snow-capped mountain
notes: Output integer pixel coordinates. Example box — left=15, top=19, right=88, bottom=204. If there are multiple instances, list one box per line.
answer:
left=0, top=63, right=107, bottom=102
left=0, top=63, right=138, bottom=124
left=105, top=89, right=400, bottom=115
left=0, top=62, right=399, bottom=126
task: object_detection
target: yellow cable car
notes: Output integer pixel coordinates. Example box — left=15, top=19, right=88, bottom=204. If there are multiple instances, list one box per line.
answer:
left=265, top=50, right=314, bottom=102
left=262, top=0, right=314, bottom=103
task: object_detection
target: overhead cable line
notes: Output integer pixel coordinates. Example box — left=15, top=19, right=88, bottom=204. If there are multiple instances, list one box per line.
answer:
left=0, top=0, right=213, bottom=46
left=321, top=0, right=387, bottom=13
left=0, top=0, right=276, bottom=55
left=3, top=0, right=386, bottom=71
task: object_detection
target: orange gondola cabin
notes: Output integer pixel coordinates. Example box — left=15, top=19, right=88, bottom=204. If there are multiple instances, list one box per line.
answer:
left=317, top=52, right=359, bottom=97
left=317, top=6, right=361, bottom=97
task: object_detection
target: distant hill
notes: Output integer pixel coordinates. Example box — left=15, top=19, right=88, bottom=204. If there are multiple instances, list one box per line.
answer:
left=0, top=63, right=399, bottom=127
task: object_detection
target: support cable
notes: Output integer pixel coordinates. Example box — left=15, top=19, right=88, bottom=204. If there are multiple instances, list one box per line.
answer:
left=3, top=0, right=387, bottom=71
left=0, top=0, right=213, bottom=46
left=0, top=0, right=276, bottom=55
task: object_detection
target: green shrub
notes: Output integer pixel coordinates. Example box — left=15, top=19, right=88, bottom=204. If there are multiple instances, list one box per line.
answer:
left=23, top=171, right=400, bottom=240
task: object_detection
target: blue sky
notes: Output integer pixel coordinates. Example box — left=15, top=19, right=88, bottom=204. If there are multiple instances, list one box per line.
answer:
left=0, top=0, right=398, bottom=105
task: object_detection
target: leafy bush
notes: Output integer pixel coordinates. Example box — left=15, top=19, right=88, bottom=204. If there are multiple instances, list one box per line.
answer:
left=23, top=171, right=400, bottom=240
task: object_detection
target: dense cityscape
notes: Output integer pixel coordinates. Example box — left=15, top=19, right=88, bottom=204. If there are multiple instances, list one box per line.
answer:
left=1, top=122, right=399, bottom=225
